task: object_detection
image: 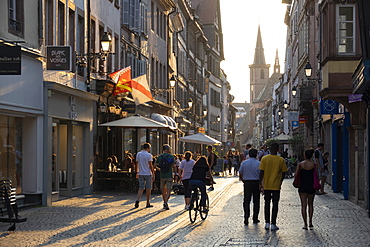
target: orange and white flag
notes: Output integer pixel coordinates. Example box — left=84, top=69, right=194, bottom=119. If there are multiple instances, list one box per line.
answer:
left=130, top=75, right=153, bottom=105
left=110, top=66, right=132, bottom=96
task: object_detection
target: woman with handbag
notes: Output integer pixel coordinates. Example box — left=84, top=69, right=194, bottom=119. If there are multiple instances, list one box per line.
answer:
left=294, top=149, right=320, bottom=230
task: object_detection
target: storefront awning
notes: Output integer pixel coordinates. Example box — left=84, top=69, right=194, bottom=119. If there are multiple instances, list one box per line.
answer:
left=151, top=113, right=177, bottom=130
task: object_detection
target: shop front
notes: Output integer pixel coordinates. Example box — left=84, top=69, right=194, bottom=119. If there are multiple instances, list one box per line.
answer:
left=0, top=52, right=44, bottom=205
left=44, top=82, right=98, bottom=202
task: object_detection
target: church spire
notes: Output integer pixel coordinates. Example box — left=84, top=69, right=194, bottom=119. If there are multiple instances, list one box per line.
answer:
left=253, top=25, right=266, bottom=65
left=274, top=49, right=280, bottom=73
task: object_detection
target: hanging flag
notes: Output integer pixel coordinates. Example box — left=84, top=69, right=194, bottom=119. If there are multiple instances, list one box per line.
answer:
left=110, top=66, right=132, bottom=96
left=130, top=75, right=153, bottom=105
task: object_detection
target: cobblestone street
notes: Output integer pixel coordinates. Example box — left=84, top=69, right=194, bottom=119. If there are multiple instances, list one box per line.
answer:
left=1, top=175, right=370, bottom=247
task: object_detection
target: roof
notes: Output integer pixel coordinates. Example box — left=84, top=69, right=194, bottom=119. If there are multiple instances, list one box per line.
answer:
left=253, top=25, right=266, bottom=65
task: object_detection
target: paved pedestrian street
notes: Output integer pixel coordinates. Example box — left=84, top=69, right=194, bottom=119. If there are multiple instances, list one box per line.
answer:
left=1, top=176, right=370, bottom=247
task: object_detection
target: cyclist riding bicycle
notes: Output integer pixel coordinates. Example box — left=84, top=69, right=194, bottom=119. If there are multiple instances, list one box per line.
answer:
left=189, top=156, right=214, bottom=212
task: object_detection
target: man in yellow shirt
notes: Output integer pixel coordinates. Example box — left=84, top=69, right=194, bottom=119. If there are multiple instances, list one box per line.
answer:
left=259, top=143, right=287, bottom=231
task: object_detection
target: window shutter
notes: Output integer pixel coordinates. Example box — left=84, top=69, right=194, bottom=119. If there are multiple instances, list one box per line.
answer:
left=129, top=0, right=135, bottom=28
left=134, top=0, right=140, bottom=31
left=123, top=0, right=129, bottom=25
left=139, top=60, right=147, bottom=76
left=140, top=3, right=144, bottom=34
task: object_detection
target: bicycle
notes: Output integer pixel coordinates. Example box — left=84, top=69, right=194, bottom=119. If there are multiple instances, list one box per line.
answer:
left=189, top=186, right=209, bottom=223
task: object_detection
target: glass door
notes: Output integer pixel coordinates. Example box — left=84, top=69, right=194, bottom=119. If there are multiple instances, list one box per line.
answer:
left=59, top=124, right=68, bottom=189
left=52, top=122, right=59, bottom=193
left=72, top=125, right=83, bottom=188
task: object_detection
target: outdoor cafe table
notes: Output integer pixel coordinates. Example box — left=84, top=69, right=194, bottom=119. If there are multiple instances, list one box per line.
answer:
left=97, top=170, right=138, bottom=191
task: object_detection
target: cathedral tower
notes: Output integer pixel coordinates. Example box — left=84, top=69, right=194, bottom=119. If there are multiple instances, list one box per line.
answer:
left=249, top=26, right=270, bottom=103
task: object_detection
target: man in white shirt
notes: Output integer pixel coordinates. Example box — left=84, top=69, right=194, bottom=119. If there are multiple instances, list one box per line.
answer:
left=135, top=143, right=154, bottom=208
left=239, top=148, right=261, bottom=225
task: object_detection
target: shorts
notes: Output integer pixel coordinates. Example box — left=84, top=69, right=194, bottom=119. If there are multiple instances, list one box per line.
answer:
left=182, top=179, right=191, bottom=198
left=138, top=175, right=153, bottom=190
left=318, top=168, right=328, bottom=178
left=160, top=177, right=173, bottom=190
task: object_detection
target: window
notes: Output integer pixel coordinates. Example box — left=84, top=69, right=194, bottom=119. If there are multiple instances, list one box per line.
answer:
left=8, top=0, right=23, bottom=35
left=58, top=1, right=65, bottom=45
left=0, top=115, right=23, bottom=194
left=69, top=9, right=75, bottom=72
left=77, top=15, right=85, bottom=76
left=260, top=69, right=265, bottom=79
left=337, top=5, right=355, bottom=55
left=151, top=2, right=154, bottom=31
left=123, top=0, right=140, bottom=31
left=46, top=0, right=53, bottom=45
left=210, top=88, right=220, bottom=107
left=215, top=32, right=220, bottom=51
left=140, top=2, right=148, bottom=35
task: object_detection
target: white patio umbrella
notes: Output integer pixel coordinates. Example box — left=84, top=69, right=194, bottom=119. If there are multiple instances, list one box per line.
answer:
left=99, top=114, right=170, bottom=128
left=179, top=133, right=221, bottom=145
left=99, top=114, right=172, bottom=153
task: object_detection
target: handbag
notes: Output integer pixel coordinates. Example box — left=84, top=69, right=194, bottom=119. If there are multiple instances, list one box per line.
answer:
left=313, top=163, right=321, bottom=191
left=293, top=165, right=301, bottom=188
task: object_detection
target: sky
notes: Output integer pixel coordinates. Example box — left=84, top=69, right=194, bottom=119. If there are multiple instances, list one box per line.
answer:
left=220, top=0, right=288, bottom=103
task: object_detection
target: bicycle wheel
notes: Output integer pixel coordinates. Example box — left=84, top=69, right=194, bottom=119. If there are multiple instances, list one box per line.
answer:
left=200, top=194, right=209, bottom=220
left=189, top=191, right=199, bottom=223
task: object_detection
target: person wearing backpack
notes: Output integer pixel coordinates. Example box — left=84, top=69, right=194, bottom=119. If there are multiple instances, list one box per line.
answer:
left=155, top=144, right=175, bottom=210
left=207, top=145, right=217, bottom=190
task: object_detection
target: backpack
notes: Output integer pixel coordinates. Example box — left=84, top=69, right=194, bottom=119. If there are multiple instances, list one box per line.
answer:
left=159, top=156, right=171, bottom=173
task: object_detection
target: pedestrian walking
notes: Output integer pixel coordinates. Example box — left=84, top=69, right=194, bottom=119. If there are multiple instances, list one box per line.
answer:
left=314, top=143, right=327, bottom=194
left=207, top=145, right=217, bottom=190
left=155, top=144, right=175, bottom=210
left=295, top=149, right=317, bottom=230
left=243, top=143, right=252, bottom=160
left=179, top=151, right=195, bottom=210
left=259, top=143, right=287, bottom=231
left=227, top=149, right=234, bottom=175
left=258, top=144, right=270, bottom=160
left=134, top=143, right=154, bottom=208
left=321, top=151, right=329, bottom=192
left=239, top=148, right=261, bottom=225
left=233, top=150, right=241, bottom=176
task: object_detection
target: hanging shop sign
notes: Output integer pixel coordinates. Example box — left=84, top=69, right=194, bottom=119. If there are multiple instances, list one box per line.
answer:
left=122, top=103, right=136, bottom=114
left=348, top=94, right=363, bottom=103
left=0, top=45, right=21, bottom=75
left=299, top=116, right=308, bottom=123
left=46, top=46, right=71, bottom=70
left=198, top=127, right=206, bottom=133
left=320, top=100, right=339, bottom=115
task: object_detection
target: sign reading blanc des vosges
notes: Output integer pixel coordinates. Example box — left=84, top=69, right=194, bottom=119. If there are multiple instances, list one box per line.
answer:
left=46, top=46, right=71, bottom=70
left=0, top=46, right=21, bottom=75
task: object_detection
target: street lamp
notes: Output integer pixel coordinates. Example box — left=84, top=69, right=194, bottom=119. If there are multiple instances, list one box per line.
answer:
left=278, top=109, right=281, bottom=116
left=284, top=100, right=289, bottom=109
left=100, top=32, right=112, bottom=53
left=108, top=104, right=116, bottom=114
left=99, top=102, right=108, bottom=113
left=292, top=86, right=297, bottom=97
left=188, top=98, right=193, bottom=109
left=304, top=62, right=313, bottom=78
left=217, top=115, right=221, bottom=122
left=203, top=107, right=208, bottom=117
left=169, top=75, right=176, bottom=88
left=76, top=32, right=113, bottom=90
left=152, top=75, right=177, bottom=95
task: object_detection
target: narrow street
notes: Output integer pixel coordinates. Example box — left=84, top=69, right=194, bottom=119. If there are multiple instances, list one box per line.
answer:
left=1, top=175, right=370, bottom=247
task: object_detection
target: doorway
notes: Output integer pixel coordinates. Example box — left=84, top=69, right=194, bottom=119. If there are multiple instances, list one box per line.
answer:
left=51, top=121, right=85, bottom=200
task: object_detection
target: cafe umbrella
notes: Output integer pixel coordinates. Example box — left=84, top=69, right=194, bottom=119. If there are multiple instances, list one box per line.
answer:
left=179, top=133, right=222, bottom=145
left=99, top=114, right=172, bottom=153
